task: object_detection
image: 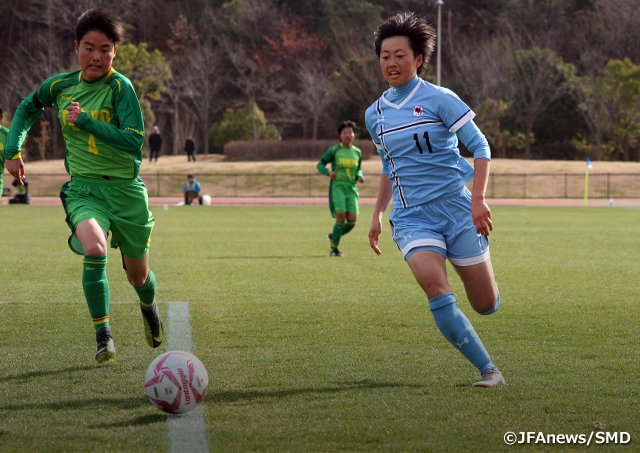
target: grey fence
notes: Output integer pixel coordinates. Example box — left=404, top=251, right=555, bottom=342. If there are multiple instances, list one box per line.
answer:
left=13, top=173, right=640, bottom=199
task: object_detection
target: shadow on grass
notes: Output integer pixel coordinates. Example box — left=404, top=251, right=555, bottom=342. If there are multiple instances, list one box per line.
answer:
left=211, top=379, right=425, bottom=404
left=94, top=413, right=168, bottom=429
left=0, top=364, right=98, bottom=382
left=0, top=396, right=150, bottom=412
left=206, top=255, right=328, bottom=260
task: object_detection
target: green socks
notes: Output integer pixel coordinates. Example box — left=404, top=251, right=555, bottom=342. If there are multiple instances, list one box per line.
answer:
left=331, top=220, right=357, bottom=249
left=135, top=269, right=157, bottom=310
left=342, top=220, right=356, bottom=236
left=82, top=255, right=109, bottom=332
left=330, top=221, right=346, bottom=248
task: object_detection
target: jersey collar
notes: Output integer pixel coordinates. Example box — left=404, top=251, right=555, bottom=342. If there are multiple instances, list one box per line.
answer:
left=382, top=76, right=421, bottom=110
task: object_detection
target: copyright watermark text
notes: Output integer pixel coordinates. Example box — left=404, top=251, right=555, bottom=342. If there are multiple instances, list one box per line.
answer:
left=504, top=431, right=631, bottom=446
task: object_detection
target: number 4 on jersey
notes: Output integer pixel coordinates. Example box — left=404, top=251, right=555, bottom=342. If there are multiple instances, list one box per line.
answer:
left=87, top=134, right=99, bottom=155
left=413, top=131, right=434, bottom=154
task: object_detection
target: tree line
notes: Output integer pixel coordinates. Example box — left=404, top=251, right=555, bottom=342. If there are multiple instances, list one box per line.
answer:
left=1, top=0, right=639, bottom=161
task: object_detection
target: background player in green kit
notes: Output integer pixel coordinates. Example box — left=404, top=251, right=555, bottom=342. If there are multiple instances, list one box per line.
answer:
left=316, top=121, right=364, bottom=257
left=0, top=107, right=8, bottom=198
left=4, top=8, right=163, bottom=364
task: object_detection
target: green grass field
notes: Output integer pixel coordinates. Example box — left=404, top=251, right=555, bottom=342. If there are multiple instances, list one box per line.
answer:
left=0, top=204, right=638, bottom=452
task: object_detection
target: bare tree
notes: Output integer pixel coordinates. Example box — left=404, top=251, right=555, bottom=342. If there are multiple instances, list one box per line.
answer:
left=594, top=0, right=640, bottom=63
left=182, top=39, right=225, bottom=154
left=214, top=0, right=284, bottom=142
left=509, top=47, right=576, bottom=158
left=452, top=36, right=514, bottom=110
left=575, top=75, right=609, bottom=160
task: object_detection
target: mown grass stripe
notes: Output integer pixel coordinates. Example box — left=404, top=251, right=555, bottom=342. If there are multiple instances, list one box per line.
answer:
left=166, top=302, right=209, bottom=453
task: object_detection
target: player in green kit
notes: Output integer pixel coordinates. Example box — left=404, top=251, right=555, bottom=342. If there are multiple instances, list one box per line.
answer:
left=4, top=8, right=163, bottom=364
left=0, top=107, right=9, bottom=198
left=316, top=121, right=365, bottom=257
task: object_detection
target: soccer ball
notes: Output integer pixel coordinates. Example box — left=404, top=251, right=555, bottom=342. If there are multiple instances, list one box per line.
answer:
left=201, top=194, right=211, bottom=206
left=144, top=350, right=209, bottom=414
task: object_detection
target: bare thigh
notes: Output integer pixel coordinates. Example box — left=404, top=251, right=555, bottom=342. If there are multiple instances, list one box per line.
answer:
left=76, top=219, right=108, bottom=256
left=453, top=260, right=498, bottom=313
left=406, top=250, right=452, bottom=299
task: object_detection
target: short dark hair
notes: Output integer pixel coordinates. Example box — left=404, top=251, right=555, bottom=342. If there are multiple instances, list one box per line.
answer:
left=187, top=174, right=194, bottom=179
left=75, top=8, right=124, bottom=45
left=374, top=12, right=436, bottom=76
left=338, top=120, right=357, bottom=135
left=0, top=106, right=3, bottom=121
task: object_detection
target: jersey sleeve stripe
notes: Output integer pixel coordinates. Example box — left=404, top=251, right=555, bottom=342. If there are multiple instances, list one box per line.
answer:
left=32, top=91, right=44, bottom=109
left=449, top=109, right=475, bottom=133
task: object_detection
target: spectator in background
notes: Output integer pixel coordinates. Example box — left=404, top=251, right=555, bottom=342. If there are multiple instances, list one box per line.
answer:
left=148, top=126, right=162, bottom=163
left=9, top=177, right=30, bottom=204
left=183, top=174, right=202, bottom=205
left=185, top=135, right=196, bottom=162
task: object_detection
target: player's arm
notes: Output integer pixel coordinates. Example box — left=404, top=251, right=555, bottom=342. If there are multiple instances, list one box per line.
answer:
left=456, top=120, right=492, bottom=236
left=73, top=80, right=144, bottom=154
left=4, top=90, right=51, bottom=183
left=356, top=151, right=364, bottom=182
left=369, top=174, right=392, bottom=255
left=4, top=92, right=47, bottom=162
left=316, top=147, right=334, bottom=176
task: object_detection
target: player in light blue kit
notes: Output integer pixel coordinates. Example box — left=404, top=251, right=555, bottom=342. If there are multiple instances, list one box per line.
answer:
left=365, top=12, right=505, bottom=387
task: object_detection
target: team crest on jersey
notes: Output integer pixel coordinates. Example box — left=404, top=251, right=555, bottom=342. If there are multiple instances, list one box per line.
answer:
left=412, top=105, right=425, bottom=117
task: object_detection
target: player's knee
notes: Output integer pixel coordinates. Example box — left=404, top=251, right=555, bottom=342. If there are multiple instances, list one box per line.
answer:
left=478, top=291, right=501, bottom=316
left=83, top=241, right=107, bottom=256
left=127, top=271, right=148, bottom=288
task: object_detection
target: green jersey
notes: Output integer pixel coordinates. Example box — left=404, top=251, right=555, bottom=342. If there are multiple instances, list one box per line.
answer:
left=0, top=125, right=8, bottom=191
left=316, top=143, right=364, bottom=184
left=5, top=68, right=145, bottom=179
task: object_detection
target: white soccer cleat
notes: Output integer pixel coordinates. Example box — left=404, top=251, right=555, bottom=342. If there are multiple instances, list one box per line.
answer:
left=473, top=368, right=506, bottom=387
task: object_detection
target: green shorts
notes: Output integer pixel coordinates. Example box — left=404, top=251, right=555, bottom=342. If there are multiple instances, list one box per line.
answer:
left=329, top=181, right=359, bottom=217
left=60, top=176, right=154, bottom=259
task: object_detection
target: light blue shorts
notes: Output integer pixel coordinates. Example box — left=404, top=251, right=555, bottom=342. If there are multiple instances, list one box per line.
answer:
left=389, top=187, right=490, bottom=266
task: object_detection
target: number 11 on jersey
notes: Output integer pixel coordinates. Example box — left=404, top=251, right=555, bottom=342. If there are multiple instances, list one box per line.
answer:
left=413, top=131, right=434, bottom=154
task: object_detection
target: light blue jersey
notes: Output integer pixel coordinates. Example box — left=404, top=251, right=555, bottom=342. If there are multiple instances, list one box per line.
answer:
left=365, top=77, right=485, bottom=209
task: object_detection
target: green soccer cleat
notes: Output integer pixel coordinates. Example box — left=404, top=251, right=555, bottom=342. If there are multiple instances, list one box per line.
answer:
left=95, top=328, right=116, bottom=364
left=141, top=303, right=164, bottom=348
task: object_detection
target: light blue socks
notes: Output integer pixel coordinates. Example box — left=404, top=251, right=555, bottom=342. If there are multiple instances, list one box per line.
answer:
left=429, top=292, right=495, bottom=374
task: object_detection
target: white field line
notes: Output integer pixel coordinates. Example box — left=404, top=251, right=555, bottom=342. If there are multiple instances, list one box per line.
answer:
left=166, top=302, right=210, bottom=453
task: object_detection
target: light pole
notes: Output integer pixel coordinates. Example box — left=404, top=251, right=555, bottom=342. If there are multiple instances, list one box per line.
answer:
left=436, top=0, right=443, bottom=86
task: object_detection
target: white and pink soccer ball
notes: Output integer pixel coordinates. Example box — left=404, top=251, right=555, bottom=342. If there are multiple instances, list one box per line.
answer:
left=144, top=350, right=209, bottom=414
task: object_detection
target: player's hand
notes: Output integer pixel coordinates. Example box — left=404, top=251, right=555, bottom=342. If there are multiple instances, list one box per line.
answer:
left=472, top=198, right=493, bottom=236
left=368, top=219, right=382, bottom=255
left=67, top=101, right=83, bottom=124
left=5, top=158, right=25, bottom=185
left=357, top=177, right=364, bottom=183
left=329, top=171, right=337, bottom=180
